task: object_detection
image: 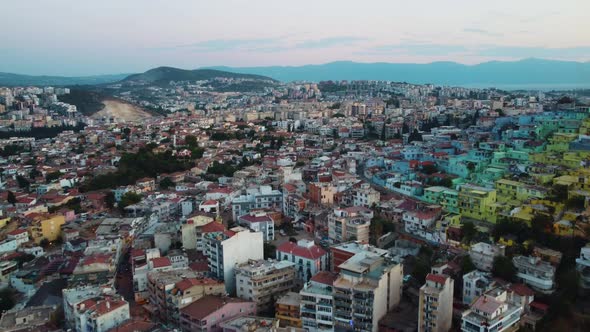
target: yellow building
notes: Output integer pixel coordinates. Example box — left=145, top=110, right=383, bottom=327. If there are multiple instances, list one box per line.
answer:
left=275, top=292, right=302, bottom=328
left=458, top=184, right=498, bottom=223
left=496, top=179, right=548, bottom=204
left=28, top=214, right=65, bottom=244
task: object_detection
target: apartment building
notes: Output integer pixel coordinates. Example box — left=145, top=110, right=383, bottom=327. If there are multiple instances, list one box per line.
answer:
left=513, top=256, right=556, bottom=294
left=235, top=259, right=297, bottom=314
left=330, top=242, right=389, bottom=273
left=328, top=206, right=373, bottom=244
left=146, top=269, right=225, bottom=325
left=237, top=211, right=276, bottom=242
left=469, top=242, right=506, bottom=272
left=462, top=270, right=494, bottom=305
left=458, top=184, right=498, bottom=223
left=276, top=239, right=328, bottom=284
left=275, top=292, right=302, bottom=328
left=204, top=230, right=264, bottom=294
left=28, top=213, right=65, bottom=244
left=231, top=186, right=282, bottom=220
left=181, top=215, right=216, bottom=251
left=461, top=294, right=522, bottom=332
left=332, top=252, right=403, bottom=332
left=352, top=183, right=380, bottom=207
left=299, top=271, right=338, bottom=331
left=576, top=243, right=590, bottom=289
left=418, top=274, right=454, bottom=332
left=179, top=295, right=256, bottom=332
left=424, top=186, right=459, bottom=213
left=72, top=295, right=130, bottom=332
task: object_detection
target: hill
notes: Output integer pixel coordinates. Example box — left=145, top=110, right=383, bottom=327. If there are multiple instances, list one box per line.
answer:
left=208, top=58, right=590, bottom=88
left=0, top=72, right=129, bottom=86
left=121, top=67, right=275, bottom=84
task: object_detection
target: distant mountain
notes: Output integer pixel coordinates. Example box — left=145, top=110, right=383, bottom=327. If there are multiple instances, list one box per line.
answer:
left=0, top=72, right=129, bottom=86
left=208, top=58, right=590, bottom=88
left=121, top=67, right=275, bottom=84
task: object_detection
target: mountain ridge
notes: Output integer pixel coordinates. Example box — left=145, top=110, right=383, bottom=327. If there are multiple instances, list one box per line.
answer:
left=121, top=67, right=276, bottom=84
left=0, top=72, right=130, bottom=87
left=206, top=58, right=590, bottom=87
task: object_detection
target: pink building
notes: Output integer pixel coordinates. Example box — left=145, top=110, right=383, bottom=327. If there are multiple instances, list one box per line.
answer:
left=179, top=295, right=255, bottom=332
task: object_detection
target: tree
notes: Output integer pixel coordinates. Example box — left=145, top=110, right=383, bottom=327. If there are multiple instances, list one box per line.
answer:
left=7, top=191, right=16, bottom=205
left=462, top=221, right=477, bottom=243
left=0, top=287, right=16, bottom=312
left=16, top=175, right=30, bottom=189
left=185, top=135, right=198, bottom=147
left=331, top=112, right=345, bottom=118
left=104, top=192, right=115, bottom=209
left=466, top=162, right=476, bottom=172
left=263, top=243, right=276, bottom=259
left=461, top=255, right=476, bottom=274
left=421, top=164, right=438, bottom=175
left=40, top=238, right=50, bottom=248
left=408, top=129, right=423, bottom=142
left=565, top=196, right=585, bottom=211
left=438, top=177, right=453, bottom=188
left=45, top=171, right=62, bottom=182
left=29, top=168, right=42, bottom=180
left=159, top=177, right=175, bottom=190
left=492, top=256, right=516, bottom=281
left=119, top=192, right=142, bottom=209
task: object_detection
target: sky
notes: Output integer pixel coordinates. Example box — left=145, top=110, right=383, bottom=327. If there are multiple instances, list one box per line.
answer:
left=1, top=0, right=589, bottom=76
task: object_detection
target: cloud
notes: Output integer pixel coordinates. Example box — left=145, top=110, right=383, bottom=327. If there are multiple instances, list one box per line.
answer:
left=174, top=38, right=283, bottom=52
left=294, top=36, right=368, bottom=49
left=156, top=36, right=369, bottom=53
left=463, top=28, right=503, bottom=37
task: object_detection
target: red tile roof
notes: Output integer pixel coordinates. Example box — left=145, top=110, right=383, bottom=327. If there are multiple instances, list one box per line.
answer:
left=180, top=295, right=251, bottom=320
left=426, top=273, right=448, bottom=285
left=7, top=229, right=27, bottom=236
left=150, top=257, right=171, bottom=268
left=176, top=277, right=222, bottom=291
left=510, top=283, right=534, bottom=296
left=310, top=271, right=338, bottom=285
left=277, top=241, right=327, bottom=260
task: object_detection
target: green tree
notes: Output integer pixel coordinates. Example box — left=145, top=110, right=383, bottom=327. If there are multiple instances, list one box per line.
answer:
left=119, top=192, right=142, bottom=209
left=7, top=191, right=17, bottom=205
left=461, top=255, right=476, bottom=274
left=264, top=243, right=277, bottom=259
left=0, top=287, right=16, bottom=312
left=462, top=221, right=477, bottom=243
left=46, top=171, right=62, bottom=182
left=492, top=256, right=516, bottom=282
left=104, top=192, right=115, bottom=209
left=16, top=175, right=30, bottom=189
left=40, top=238, right=50, bottom=248
left=159, top=177, right=175, bottom=190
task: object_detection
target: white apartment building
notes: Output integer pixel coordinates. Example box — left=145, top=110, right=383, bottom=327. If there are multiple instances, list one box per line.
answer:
left=513, top=256, right=556, bottom=294
left=469, top=242, right=506, bottom=272
left=328, top=206, right=373, bottom=244
left=332, top=252, right=403, bottom=332
left=235, top=259, right=297, bottom=313
left=299, top=271, right=338, bottom=331
left=461, top=294, right=522, bottom=332
left=576, top=243, right=590, bottom=289
left=72, top=295, right=130, bottom=332
left=231, top=185, right=282, bottom=220
left=204, top=230, right=264, bottom=294
left=352, top=183, right=380, bottom=207
left=462, top=270, right=494, bottom=305
left=237, top=211, right=275, bottom=242
left=276, top=239, right=329, bottom=284
left=419, top=273, right=454, bottom=332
